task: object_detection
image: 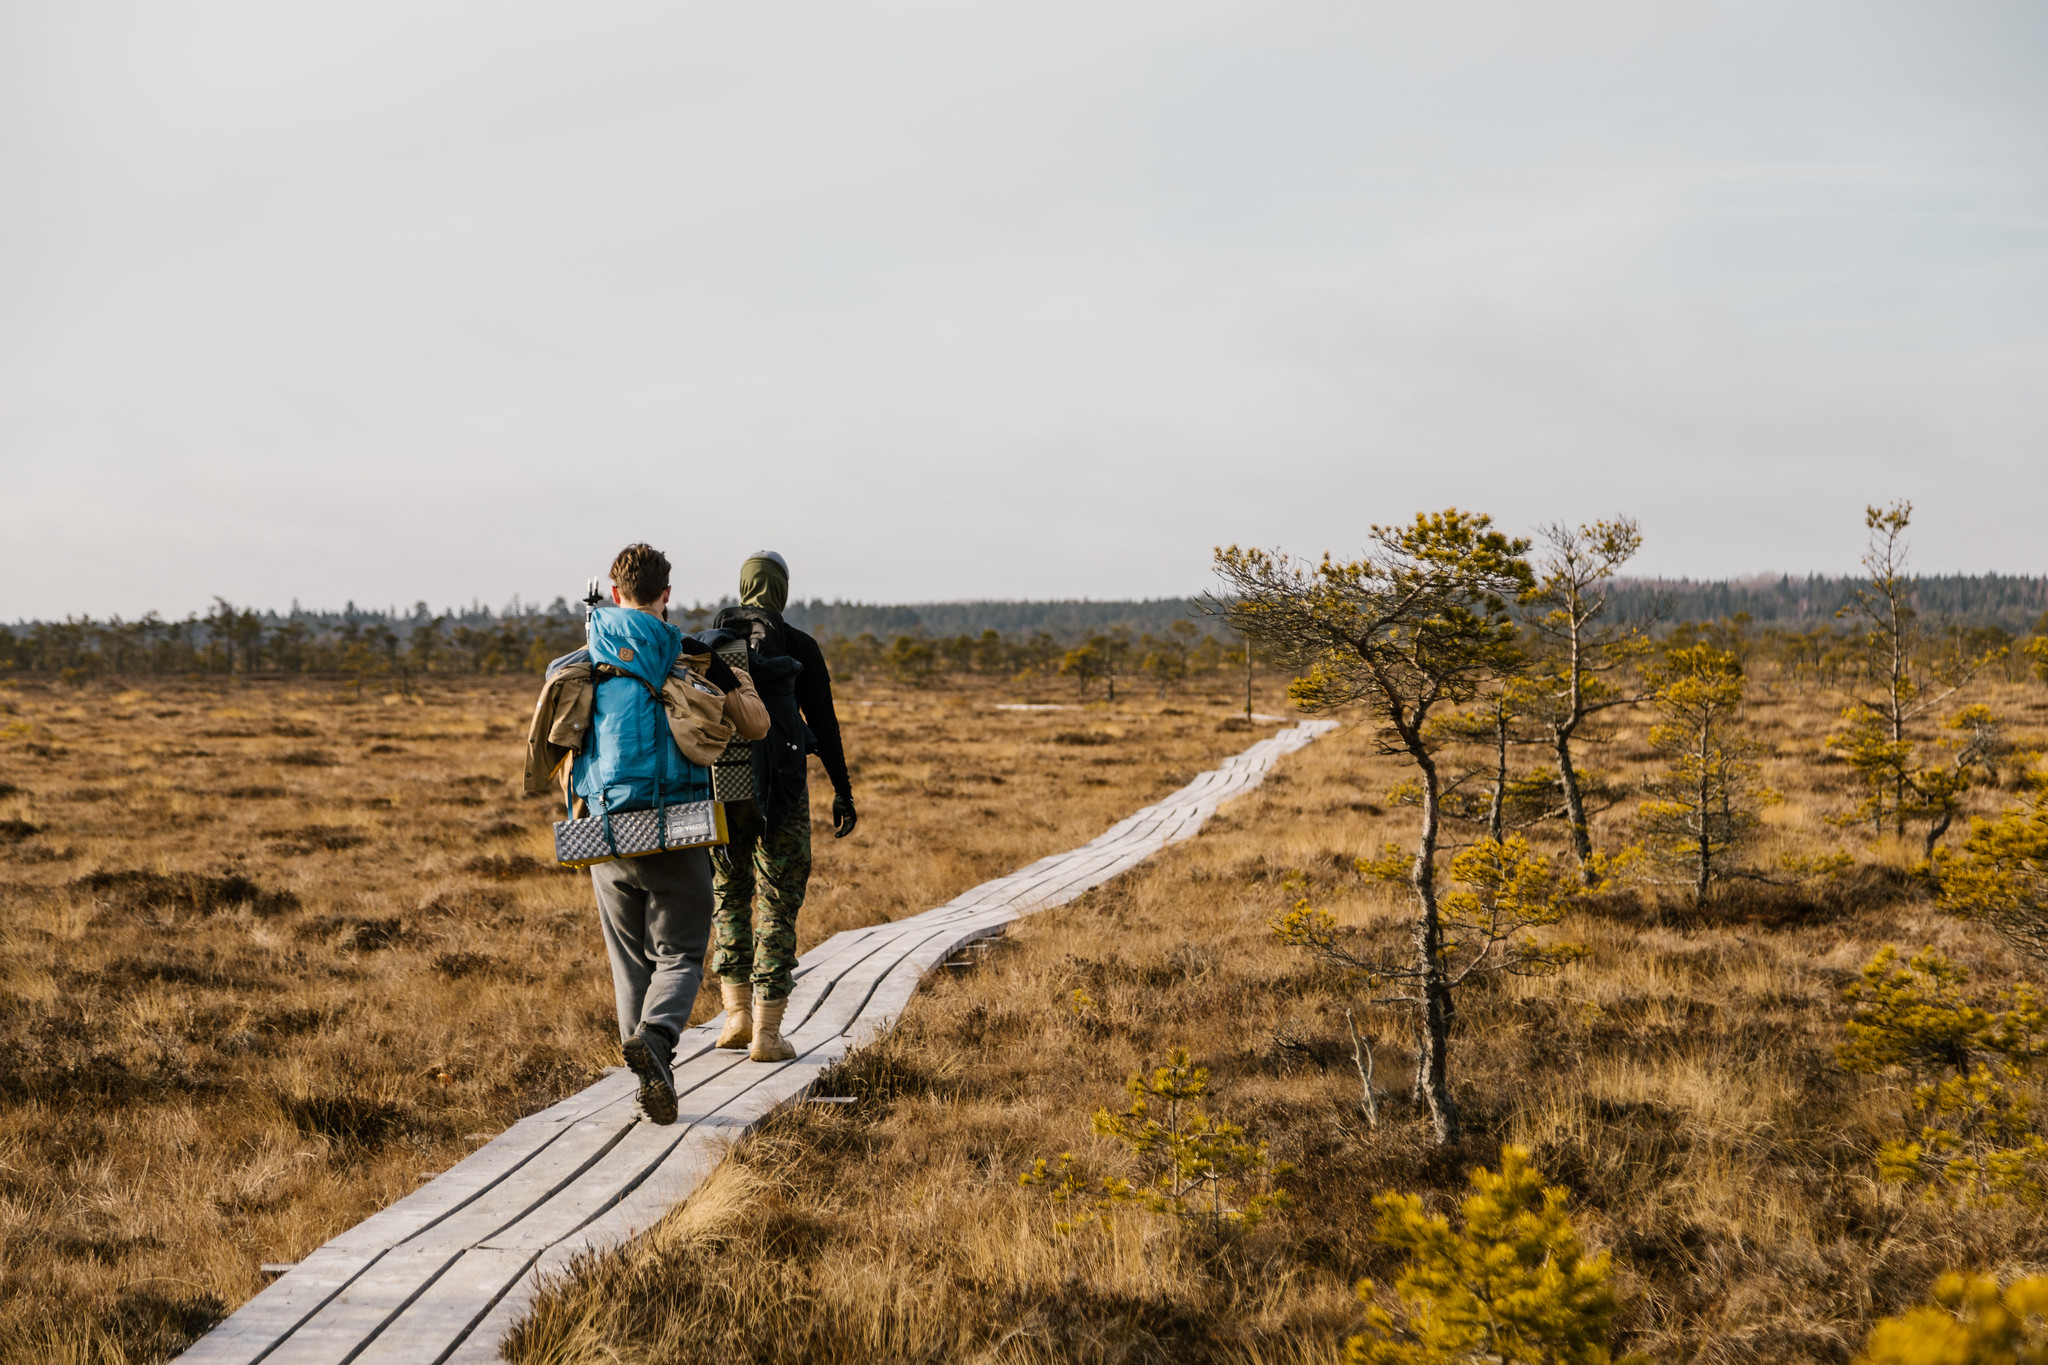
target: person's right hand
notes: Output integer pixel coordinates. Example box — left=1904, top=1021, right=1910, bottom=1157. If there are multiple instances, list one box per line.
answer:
left=832, top=792, right=858, bottom=839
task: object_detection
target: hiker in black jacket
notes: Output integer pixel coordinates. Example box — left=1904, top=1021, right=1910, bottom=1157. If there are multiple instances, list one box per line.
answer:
left=706, top=551, right=857, bottom=1061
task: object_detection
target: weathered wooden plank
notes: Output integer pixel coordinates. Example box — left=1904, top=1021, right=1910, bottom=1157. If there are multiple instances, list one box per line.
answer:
left=400, top=1111, right=638, bottom=1253
left=446, top=1063, right=842, bottom=1365
left=669, top=934, right=945, bottom=1126
left=845, top=917, right=1017, bottom=1047
left=515, top=1066, right=639, bottom=1126
left=844, top=971, right=930, bottom=1048
left=590, top=1062, right=839, bottom=1244
left=263, top=1246, right=459, bottom=1365
left=349, top=1247, right=539, bottom=1365
left=477, top=1117, right=693, bottom=1253
left=662, top=1041, right=749, bottom=1101
left=683, top=1063, right=829, bottom=1139
left=786, top=929, right=872, bottom=982
left=659, top=923, right=938, bottom=1114
left=518, top=1125, right=729, bottom=1267
left=786, top=917, right=934, bottom=1006
left=174, top=1246, right=378, bottom=1365
left=321, top=1108, right=605, bottom=1256
left=790, top=922, right=962, bottom=1027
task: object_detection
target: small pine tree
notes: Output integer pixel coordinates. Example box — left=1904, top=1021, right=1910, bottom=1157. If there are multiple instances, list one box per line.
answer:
left=1020, top=1048, right=1290, bottom=1234
left=1211, top=511, right=1535, bottom=1145
left=1276, top=835, right=1588, bottom=1131
left=1829, top=703, right=1918, bottom=838
left=2025, top=636, right=2048, bottom=687
left=885, top=635, right=937, bottom=686
left=1838, top=946, right=2048, bottom=1205
left=1423, top=692, right=1550, bottom=846
left=1347, top=1145, right=1634, bottom=1365
left=1935, top=774, right=2048, bottom=963
left=1908, top=705, right=2009, bottom=861
left=1519, top=517, right=1653, bottom=879
left=1858, top=1272, right=2048, bottom=1364
left=1636, top=644, right=1775, bottom=904
left=1833, top=502, right=2006, bottom=839
left=1059, top=636, right=1124, bottom=699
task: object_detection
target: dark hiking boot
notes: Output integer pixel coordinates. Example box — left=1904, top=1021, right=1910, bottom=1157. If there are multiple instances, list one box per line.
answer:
left=623, top=1029, right=678, bottom=1126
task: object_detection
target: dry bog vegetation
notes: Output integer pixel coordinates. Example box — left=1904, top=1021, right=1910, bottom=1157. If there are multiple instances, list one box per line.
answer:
left=12, top=510, right=2048, bottom=1363
left=495, top=510, right=2048, bottom=1365
left=0, top=668, right=1273, bottom=1360
left=499, top=671, right=2048, bottom=1365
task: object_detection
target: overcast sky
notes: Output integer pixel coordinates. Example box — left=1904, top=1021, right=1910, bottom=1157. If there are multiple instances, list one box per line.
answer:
left=2, top=1, right=2043, bottom=620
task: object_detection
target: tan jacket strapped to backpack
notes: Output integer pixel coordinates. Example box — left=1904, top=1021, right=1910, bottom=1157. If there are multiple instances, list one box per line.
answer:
left=523, top=655, right=769, bottom=799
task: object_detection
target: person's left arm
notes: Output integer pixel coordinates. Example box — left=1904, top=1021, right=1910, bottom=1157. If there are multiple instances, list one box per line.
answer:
left=790, top=631, right=857, bottom=837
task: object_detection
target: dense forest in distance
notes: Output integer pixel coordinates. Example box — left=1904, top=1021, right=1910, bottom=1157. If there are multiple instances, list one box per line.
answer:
left=3, top=573, right=2046, bottom=685
left=1604, top=571, right=2048, bottom=630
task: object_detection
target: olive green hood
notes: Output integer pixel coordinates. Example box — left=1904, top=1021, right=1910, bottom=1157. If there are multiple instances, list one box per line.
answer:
left=739, top=552, right=789, bottom=614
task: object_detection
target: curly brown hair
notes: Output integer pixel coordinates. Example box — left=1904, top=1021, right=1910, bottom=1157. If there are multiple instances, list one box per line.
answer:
left=609, top=543, right=671, bottom=606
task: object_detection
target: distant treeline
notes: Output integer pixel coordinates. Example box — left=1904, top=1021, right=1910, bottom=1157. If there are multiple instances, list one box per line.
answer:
left=0, top=595, right=1243, bottom=689
left=5, top=575, right=2047, bottom=686
left=779, top=598, right=1206, bottom=639
left=1606, top=573, right=2048, bottom=632
left=790, top=575, right=2048, bottom=636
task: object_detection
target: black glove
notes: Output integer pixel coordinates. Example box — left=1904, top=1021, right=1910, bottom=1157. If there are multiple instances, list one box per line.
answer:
left=832, top=792, right=858, bottom=839
left=703, top=651, right=739, bottom=692
left=680, top=638, right=740, bottom=691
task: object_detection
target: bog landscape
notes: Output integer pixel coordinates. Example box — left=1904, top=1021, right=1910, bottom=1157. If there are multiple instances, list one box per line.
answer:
left=8, top=507, right=2048, bottom=1364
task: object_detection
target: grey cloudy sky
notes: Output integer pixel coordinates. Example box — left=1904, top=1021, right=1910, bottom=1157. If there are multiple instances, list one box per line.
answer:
left=2, top=1, right=2043, bottom=620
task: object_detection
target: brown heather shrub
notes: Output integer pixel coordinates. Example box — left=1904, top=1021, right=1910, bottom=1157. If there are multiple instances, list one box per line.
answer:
left=70, top=868, right=300, bottom=918
left=461, top=852, right=556, bottom=879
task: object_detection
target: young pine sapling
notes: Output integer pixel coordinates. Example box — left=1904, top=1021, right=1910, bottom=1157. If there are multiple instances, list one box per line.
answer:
left=1347, top=1146, right=1635, bottom=1365
left=1832, top=501, right=2006, bottom=837
left=1520, top=518, right=1654, bottom=881
left=1936, top=770, right=2048, bottom=964
left=1635, top=644, right=1775, bottom=906
left=1211, top=509, right=1534, bottom=1144
left=1838, top=945, right=2048, bottom=1206
left=1275, top=835, right=1587, bottom=1135
left=1019, top=1048, right=1290, bottom=1235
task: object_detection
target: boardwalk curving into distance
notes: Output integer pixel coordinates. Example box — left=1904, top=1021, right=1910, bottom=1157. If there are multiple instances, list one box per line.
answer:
left=179, top=719, right=1337, bottom=1365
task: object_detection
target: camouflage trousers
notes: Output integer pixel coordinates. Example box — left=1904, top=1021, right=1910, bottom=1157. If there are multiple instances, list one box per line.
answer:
left=710, top=797, right=812, bottom=1002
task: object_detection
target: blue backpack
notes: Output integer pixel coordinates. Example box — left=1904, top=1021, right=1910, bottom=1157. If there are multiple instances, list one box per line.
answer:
left=569, top=606, right=712, bottom=822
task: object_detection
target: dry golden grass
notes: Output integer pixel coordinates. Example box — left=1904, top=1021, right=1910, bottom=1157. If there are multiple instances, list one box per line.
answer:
left=502, top=678, right=2048, bottom=1365
left=0, top=670, right=1271, bottom=1361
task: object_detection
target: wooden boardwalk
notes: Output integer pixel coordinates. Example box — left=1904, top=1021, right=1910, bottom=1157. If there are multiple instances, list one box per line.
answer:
left=178, top=719, right=1336, bottom=1365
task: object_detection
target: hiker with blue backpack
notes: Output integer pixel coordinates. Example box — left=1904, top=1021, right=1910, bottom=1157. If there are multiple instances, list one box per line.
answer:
left=523, top=543, right=769, bottom=1125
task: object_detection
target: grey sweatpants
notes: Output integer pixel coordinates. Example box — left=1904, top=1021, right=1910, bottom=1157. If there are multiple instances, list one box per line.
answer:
left=590, top=847, right=714, bottom=1045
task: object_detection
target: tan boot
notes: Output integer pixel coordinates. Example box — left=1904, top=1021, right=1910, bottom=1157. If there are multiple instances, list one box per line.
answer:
left=749, top=995, right=797, bottom=1062
left=715, top=980, right=753, bottom=1050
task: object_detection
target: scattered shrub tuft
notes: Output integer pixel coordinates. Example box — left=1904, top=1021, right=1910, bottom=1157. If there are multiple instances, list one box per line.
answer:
left=276, top=1091, right=412, bottom=1149
left=72, top=868, right=298, bottom=918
